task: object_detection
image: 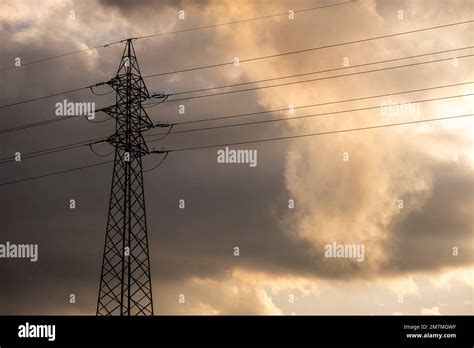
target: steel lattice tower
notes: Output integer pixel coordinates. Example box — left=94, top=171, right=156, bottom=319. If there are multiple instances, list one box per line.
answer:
left=97, top=39, right=155, bottom=316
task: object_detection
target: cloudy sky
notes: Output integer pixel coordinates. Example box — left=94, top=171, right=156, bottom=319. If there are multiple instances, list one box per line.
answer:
left=0, top=0, right=472, bottom=315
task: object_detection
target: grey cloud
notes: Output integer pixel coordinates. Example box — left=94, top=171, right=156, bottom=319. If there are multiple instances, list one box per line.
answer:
left=384, top=161, right=474, bottom=273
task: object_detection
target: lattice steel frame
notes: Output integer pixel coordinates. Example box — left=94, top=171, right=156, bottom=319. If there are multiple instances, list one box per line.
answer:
left=97, top=39, right=154, bottom=316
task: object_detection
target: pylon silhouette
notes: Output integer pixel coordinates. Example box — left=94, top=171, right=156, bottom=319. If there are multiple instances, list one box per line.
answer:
left=97, top=39, right=156, bottom=316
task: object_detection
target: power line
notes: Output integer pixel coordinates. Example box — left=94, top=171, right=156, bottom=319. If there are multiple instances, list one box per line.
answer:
left=1, top=42, right=470, bottom=112
left=2, top=48, right=469, bottom=134
left=89, top=143, right=115, bottom=157
left=0, top=138, right=101, bottom=163
left=6, top=7, right=469, bottom=80
left=0, top=113, right=470, bottom=187
left=143, top=20, right=474, bottom=78
left=167, top=113, right=473, bottom=152
left=0, top=44, right=120, bottom=73
left=0, top=1, right=354, bottom=73
left=145, top=93, right=473, bottom=141
left=1, top=83, right=471, bottom=163
left=0, top=108, right=110, bottom=134
left=161, top=54, right=474, bottom=103
left=4, top=19, right=461, bottom=111
left=164, top=81, right=473, bottom=126
left=143, top=152, right=169, bottom=172
left=0, top=160, right=113, bottom=187
left=165, top=46, right=473, bottom=96
left=0, top=20, right=470, bottom=112
left=137, top=1, right=355, bottom=40
left=0, top=85, right=93, bottom=110
left=0, top=117, right=73, bottom=135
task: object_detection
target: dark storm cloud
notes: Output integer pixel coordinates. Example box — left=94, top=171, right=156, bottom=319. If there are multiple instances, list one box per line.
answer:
left=0, top=0, right=319, bottom=314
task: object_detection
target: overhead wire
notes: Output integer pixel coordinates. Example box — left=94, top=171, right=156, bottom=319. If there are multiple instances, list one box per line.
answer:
left=143, top=152, right=169, bottom=172
left=1, top=21, right=472, bottom=110
left=158, top=54, right=474, bottom=103
left=143, top=20, right=474, bottom=78
left=2, top=46, right=468, bottom=134
left=145, top=93, right=474, bottom=141
left=0, top=1, right=356, bottom=72
left=1, top=82, right=471, bottom=164
left=161, top=46, right=473, bottom=97
left=0, top=113, right=471, bottom=187
left=166, top=113, right=473, bottom=152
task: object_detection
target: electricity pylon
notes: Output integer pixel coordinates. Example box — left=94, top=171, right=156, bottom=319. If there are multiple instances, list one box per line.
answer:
left=96, top=39, right=163, bottom=316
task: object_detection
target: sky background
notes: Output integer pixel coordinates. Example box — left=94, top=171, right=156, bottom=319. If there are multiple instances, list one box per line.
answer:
left=0, top=0, right=473, bottom=315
